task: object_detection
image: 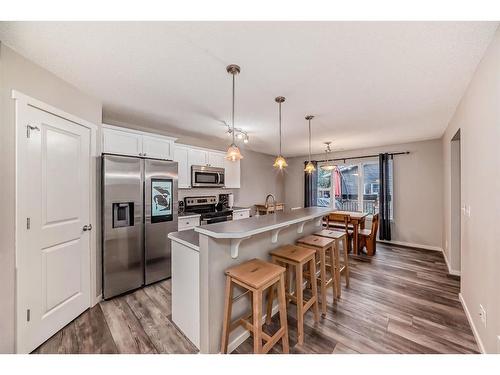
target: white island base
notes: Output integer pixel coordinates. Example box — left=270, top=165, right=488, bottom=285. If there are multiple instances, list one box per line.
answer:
left=168, top=207, right=332, bottom=353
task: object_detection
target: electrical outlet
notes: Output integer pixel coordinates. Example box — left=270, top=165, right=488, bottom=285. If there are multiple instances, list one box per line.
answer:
left=497, top=336, right=500, bottom=354
left=466, top=205, right=471, bottom=217
left=479, top=304, right=486, bottom=327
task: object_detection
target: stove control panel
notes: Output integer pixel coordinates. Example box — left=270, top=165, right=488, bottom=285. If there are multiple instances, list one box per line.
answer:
left=185, top=196, right=217, bottom=207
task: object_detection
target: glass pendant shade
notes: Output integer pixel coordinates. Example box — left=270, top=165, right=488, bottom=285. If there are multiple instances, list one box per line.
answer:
left=225, top=64, right=243, bottom=161
left=304, top=161, right=316, bottom=173
left=321, top=164, right=336, bottom=171
left=304, top=115, right=315, bottom=174
left=273, top=96, right=287, bottom=170
left=273, top=155, right=288, bottom=169
left=320, top=141, right=336, bottom=170
left=226, top=143, right=243, bottom=161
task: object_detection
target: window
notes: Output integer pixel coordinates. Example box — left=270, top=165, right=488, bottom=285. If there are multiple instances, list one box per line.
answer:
left=317, top=168, right=332, bottom=207
left=316, top=159, right=393, bottom=218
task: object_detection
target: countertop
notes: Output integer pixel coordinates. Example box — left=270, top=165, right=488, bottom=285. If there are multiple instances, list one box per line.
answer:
left=168, top=229, right=200, bottom=251
left=194, top=207, right=333, bottom=239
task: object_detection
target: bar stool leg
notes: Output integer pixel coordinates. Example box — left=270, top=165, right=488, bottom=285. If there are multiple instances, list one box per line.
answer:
left=277, top=273, right=290, bottom=353
left=309, top=257, right=320, bottom=323
left=332, top=244, right=341, bottom=299
left=252, top=290, right=263, bottom=354
left=220, top=276, right=233, bottom=354
left=265, top=283, right=275, bottom=325
left=319, top=249, right=327, bottom=316
left=342, top=236, right=350, bottom=288
left=295, top=263, right=305, bottom=345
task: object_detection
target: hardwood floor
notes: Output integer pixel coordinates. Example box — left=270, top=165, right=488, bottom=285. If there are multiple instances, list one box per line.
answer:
left=33, top=243, right=479, bottom=354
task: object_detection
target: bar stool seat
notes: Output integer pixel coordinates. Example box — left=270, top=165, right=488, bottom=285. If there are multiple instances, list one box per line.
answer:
left=297, top=235, right=340, bottom=316
left=225, top=258, right=285, bottom=289
left=267, top=245, right=320, bottom=345
left=314, top=229, right=350, bottom=288
left=221, top=258, right=289, bottom=354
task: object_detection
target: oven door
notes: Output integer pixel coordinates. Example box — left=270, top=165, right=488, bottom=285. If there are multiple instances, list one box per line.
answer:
left=201, top=215, right=232, bottom=225
left=191, top=166, right=225, bottom=187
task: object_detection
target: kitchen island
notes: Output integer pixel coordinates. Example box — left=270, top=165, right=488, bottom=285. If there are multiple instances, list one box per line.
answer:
left=168, top=207, right=333, bottom=353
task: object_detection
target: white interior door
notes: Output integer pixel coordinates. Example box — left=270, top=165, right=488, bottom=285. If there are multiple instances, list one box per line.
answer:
left=17, top=105, right=91, bottom=353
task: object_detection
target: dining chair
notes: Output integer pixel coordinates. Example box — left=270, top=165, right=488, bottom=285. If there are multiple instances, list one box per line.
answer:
left=328, top=213, right=353, bottom=252
left=359, top=213, right=379, bottom=256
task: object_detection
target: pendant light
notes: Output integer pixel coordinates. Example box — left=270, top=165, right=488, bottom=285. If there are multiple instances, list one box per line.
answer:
left=321, top=141, right=336, bottom=171
left=225, top=64, right=243, bottom=161
left=304, top=115, right=316, bottom=174
left=273, top=96, right=288, bottom=169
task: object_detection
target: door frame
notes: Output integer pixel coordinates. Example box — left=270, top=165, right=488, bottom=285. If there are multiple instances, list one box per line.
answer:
left=12, top=90, right=99, bottom=353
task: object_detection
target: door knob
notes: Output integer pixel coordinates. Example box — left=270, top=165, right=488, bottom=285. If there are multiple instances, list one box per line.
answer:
left=83, top=224, right=92, bottom=231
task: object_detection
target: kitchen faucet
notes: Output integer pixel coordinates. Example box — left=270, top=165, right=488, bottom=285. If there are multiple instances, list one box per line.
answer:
left=265, top=193, right=277, bottom=214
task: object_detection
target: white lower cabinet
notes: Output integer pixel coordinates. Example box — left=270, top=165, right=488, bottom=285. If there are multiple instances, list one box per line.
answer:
left=232, top=208, right=250, bottom=220
left=178, top=215, right=200, bottom=231
left=171, top=241, right=199, bottom=348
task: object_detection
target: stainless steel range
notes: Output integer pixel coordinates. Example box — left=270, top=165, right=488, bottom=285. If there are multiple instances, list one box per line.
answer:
left=184, top=196, right=232, bottom=225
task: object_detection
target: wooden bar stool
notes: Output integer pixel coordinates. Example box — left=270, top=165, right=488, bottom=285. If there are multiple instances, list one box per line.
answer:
left=267, top=245, right=319, bottom=345
left=314, top=229, right=350, bottom=288
left=220, top=258, right=289, bottom=354
left=296, top=235, right=340, bottom=316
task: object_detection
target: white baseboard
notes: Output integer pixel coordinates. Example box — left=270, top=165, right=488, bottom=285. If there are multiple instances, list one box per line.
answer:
left=459, top=293, right=485, bottom=354
left=226, top=304, right=280, bottom=353
left=92, top=293, right=102, bottom=307
left=378, top=239, right=442, bottom=252
left=441, top=250, right=461, bottom=276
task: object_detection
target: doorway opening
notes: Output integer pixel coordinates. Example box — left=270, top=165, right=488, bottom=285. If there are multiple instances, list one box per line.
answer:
left=450, top=129, right=461, bottom=275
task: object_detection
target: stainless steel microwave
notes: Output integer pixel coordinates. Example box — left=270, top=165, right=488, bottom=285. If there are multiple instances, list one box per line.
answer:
left=191, top=165, right=225, bottom=188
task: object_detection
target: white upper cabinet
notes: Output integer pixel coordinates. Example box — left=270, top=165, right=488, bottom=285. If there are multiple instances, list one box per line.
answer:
left=188, top=148, right=208, bottom=167
left=224, top=158, right=241, bottom=188
left=102, top=124, right=176, bottom=160
left=142, top=134, right=173, bottom=160
left=102, top=127, right=142, bottom=156
left=103, top=125, right=240, bottom=189
left=174, top=145, right=190, bottom=189
left=208, top=151, right=225, bottom=168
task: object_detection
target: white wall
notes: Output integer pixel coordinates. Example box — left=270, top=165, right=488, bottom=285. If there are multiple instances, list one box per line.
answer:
left=0, top=43, right=102, bottom=353
left=283, top=139, right=444, bottom=249
left=442, top=26, right=500, bottom=353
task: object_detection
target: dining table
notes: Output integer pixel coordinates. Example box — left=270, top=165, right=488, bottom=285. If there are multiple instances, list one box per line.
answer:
left=328, top=211, right=369, bottom=256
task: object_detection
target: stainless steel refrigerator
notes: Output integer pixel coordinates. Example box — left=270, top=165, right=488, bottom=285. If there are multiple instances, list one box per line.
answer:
left=102, top=154, right=178, bottom=299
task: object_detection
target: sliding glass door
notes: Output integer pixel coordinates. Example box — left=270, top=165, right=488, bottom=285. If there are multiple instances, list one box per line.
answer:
left=316, top=159, right=393, bottom=217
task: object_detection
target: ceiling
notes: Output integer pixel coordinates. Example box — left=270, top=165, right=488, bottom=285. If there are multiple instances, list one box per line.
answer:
left=0, top=22, right=497, bottom=156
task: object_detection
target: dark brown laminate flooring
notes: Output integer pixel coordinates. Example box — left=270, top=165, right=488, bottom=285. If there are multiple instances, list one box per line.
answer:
left=33, top=243, right=479, bottom=354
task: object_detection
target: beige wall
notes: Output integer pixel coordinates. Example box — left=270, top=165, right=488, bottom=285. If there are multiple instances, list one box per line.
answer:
left=0, top=43, right=102, bottom=353
left=442, top=26, right=500, bottom=353
left=283, top=139, right=444, bottom=249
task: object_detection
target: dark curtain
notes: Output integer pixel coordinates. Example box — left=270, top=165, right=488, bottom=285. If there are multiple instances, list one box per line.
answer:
left=378, top=153, right=392, bottom=240
left=304, top=161, right=318, bottom=207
